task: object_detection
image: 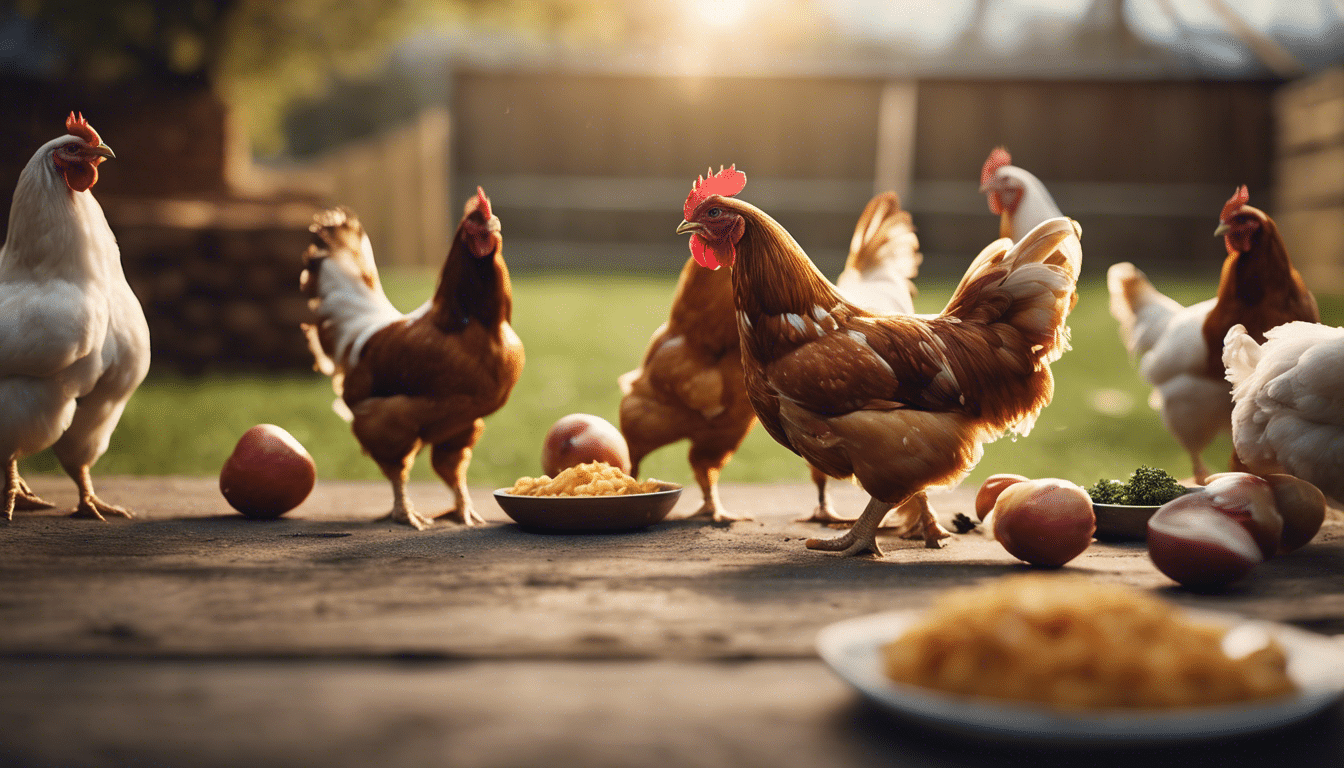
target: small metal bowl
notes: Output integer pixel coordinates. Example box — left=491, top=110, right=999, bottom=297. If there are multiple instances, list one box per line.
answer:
left=493, top=482, right=683, bottom=533
left=1093, top=487, right=1201, bottom=541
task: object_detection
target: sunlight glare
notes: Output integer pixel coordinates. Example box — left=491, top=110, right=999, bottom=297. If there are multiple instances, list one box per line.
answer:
left=689, top=0, right=752, bottom=29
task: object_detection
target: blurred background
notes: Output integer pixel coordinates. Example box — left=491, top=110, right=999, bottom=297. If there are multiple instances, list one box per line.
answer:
left=2, top=0, right=1343, bottom=493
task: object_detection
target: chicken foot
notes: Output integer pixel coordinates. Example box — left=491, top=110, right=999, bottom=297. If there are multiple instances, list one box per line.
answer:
left=796, top=465, right=852, bottom=524
left=67, top=466, right=133, bottom=521
left=684, top=449, right=749, bottom=523
left=374, top=457, right=433, bottom=531
left=878, top=495, right=952, bottom=544
left=805, top=495, right=893, bottom=556
left=431, top=432, right=486, bottom=526
left=4, top=460, right=56, bottom=519
left=806, top=492, right=948, bottom=556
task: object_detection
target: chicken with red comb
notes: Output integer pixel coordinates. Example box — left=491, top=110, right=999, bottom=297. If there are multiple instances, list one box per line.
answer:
left=1, top=113, right=148, bottom=521
left=978, top=146, right=1063, bottom=242
left=1108, top=186, right=1318, bottom=483
left=302, top=190, right=524, bottom=529
left=677, top=165, right=1082, bottom=556
left=684, top=165, right=747, bottom=269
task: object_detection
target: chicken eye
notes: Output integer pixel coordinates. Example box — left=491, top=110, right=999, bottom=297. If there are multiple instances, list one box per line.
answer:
left=708, top=207, right=722, bottom=218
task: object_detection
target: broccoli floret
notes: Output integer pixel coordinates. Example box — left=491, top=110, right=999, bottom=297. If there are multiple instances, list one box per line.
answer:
left=1086, top=466, right=1187, bottom=506
left=1121, top=465, right=1187, bottom=506
left=1086, top=479, right=1125, bottom=504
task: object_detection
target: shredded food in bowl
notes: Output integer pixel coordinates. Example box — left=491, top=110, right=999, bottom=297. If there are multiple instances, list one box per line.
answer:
left=508, top=461, right=663, bottom=497
left=882, top=575, right=1295, bottom=710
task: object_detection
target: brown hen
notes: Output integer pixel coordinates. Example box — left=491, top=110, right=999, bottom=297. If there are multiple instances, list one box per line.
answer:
left=301, top=189, right=524, bottom=529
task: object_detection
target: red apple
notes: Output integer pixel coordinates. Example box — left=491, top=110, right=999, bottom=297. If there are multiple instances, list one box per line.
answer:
left=541, top=414, right=631, bottom=476
left=991, top=478, right=1096, bottom=567
left=219, top=424, right=317, bottom=519
left=1148, top=499, right=1263, bottom=589
left=975, top=473, right=1029, bottom=522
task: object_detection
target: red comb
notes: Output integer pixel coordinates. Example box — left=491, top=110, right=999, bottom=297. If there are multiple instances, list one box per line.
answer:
left=980, top=147, right=1011, bottom=187
left=474, top=186, right=492, bottom=219
left=65, top=111, right=100, bottom=146
left=1220, top=185, right=1250, bottom=223
left=684, top=164, right=746, bottom=219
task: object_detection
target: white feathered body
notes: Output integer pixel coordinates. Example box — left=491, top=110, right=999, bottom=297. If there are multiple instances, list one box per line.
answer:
left=1224, top=321, right=1344, bottom=504
left=0, top=136, right=150, bottom=468
left=1107, top=262, right=1230, bottom=468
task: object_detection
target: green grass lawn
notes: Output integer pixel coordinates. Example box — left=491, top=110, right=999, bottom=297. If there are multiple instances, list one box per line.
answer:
left=21, top=270, right=1344, bottom=497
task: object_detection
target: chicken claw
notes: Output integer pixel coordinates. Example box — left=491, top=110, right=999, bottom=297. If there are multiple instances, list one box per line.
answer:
left=13, top=476, right=55, bottom=510
left=806, top=497, right=892, bottom=557
left=378, top=503, right=433, bottom=531
left=684, top=479, right=750, bottom=524
left=796, top=466, right=854, bottom=524
left=70, top=495, right=133, bottom=521
left=436, top=505, right=486, bottom=526
left=879, top=496, right=952, bottom=546
left=686, top=503, right=750, bottom=524
left=67, top=467, right=132, bottom=521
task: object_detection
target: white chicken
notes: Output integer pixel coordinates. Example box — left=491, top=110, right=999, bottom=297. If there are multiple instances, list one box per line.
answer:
left=1224, top=322, right=1344, bottom=505
left=1108, top=187, right=1318, bottom=484
left=0, top=113, right=150, bottom=521
left=978, top=147, right=1064, bottom=242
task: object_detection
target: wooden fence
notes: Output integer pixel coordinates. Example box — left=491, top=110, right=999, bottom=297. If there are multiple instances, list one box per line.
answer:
left=1275, top=67, right=1344, bottom=293
left=240, top=108, right=452, bottom=269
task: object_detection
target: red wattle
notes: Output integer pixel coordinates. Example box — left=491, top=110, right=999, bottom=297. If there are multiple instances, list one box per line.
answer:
left=690, top=235, right=720, bottom=270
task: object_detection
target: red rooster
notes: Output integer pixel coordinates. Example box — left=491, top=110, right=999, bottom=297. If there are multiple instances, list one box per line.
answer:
left=1, top=113, right=150, bottom=521
left=618, top=191, right=922, bottom=524
left=301, top=189, right=524, bottom=530
left=1108, top=186, right=1319, bottom=482
left=677, top=166, right=1082, bottom=556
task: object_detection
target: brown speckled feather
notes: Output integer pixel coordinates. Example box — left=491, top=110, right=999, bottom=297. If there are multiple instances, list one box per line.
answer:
left=718, top=197, right=1081, bottom=503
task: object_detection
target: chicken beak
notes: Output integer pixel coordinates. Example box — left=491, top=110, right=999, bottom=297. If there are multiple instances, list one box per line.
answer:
left=676, top=220, right=701, bottom=235
left=91, top=143, right=115, bottom=161
left=1213, top=222, right=1230, bottom=237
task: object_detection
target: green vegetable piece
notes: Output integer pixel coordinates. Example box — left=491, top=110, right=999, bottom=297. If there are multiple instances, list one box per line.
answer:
left=1086, top=479, right=1125, bottom=505
left=1121, top=465, right=1187, bottom=506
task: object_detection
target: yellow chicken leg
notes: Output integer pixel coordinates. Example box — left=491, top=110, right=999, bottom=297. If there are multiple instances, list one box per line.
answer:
left=374, top=456, right=432, bottom=531
left=431, top=425, right=486, bottom=526
left=68, top=466, right=133, bottom=521
left=805, top=496, right=893, bottom=557
left=683, top=443, right=749, bottom=523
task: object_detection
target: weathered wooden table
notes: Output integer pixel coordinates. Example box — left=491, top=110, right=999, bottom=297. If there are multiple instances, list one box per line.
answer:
left=2, top=476, right=1342, bottom=767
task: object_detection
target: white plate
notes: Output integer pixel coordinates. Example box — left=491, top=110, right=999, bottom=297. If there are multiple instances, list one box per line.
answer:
left=817, top=608, right=1344, bottom=743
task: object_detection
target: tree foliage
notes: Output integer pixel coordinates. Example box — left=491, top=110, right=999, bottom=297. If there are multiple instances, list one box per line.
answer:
left=12, top=0, right=624, bottom=152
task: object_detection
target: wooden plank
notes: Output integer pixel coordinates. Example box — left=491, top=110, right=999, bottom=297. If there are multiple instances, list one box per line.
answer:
left=1276, top=146, right=1344, bottom=210
left=0, top=658, right=1339, bottom=768
left=1277, top=206, right=1344, bottom=294
left=4, top=476, right=1344, bottom=662
left=1276, top=94, right=1344, bottom=154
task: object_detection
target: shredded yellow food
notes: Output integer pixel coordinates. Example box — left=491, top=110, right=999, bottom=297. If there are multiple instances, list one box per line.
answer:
left=508, top=461, right=663, bottom=497
left=882, top=575, right=1295, bottom=709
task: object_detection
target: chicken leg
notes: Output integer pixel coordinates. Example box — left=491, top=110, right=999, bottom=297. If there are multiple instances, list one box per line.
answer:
left=67, top=465, right=133, bottom=521
left=806, top=491, right=947, bottom=557
left=374, top=453, right=432, bottom=531
left=4, top=460, right=56, bottom=518
left=805, top=496, right=893, bottom=557
left=431, top=420, right=487, bottom=526
left=683, top=439, right=749, bottom=523
left=797, top=464, right=852, bottom=524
